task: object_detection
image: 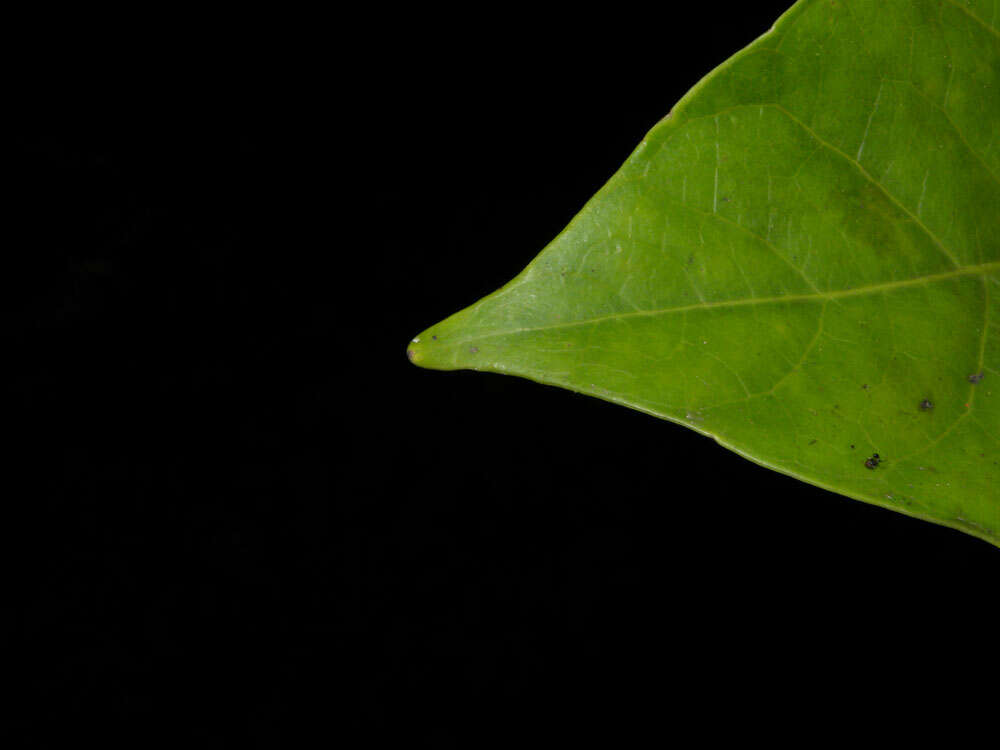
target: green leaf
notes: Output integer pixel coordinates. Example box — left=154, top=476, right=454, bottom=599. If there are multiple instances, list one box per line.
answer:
left=407, top=0, right=1000, bottom=546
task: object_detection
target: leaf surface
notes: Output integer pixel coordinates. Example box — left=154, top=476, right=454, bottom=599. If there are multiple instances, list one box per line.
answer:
left=408, top=0, right=1000, bottom=546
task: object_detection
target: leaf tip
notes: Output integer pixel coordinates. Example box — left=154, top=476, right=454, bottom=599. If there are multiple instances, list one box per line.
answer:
left=406, top=335, right=426, bottom=367
left=406, top=328, right=453, bottom=370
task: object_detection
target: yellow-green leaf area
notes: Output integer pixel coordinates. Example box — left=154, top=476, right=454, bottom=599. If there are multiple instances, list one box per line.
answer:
left=408, top=0, right=1000, bottom=546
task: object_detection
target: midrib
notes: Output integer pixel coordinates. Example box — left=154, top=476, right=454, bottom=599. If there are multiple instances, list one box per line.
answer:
left=457, top=261, right=1000, bottom=344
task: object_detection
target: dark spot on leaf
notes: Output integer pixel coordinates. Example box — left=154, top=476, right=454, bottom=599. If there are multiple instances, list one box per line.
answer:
left=862, top=384, right=869, bottom=390
left=432, top=335, right=437, bottom=340
left=919, top=399, right=933, bottom=411
left=864, top=453, right=881, bottom=470
left=809, top=439, right=817, bottom=445
left=968, top=372, right=984, bottom=384
left=850, top=444, right=855, bottom=449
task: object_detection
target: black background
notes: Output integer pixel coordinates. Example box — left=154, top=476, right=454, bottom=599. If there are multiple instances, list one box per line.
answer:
left=10, top=3, right=997, bottom=744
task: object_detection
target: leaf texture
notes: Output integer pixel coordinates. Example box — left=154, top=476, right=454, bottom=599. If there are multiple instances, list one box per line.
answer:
left=408, top=0, right=1000, bottom=546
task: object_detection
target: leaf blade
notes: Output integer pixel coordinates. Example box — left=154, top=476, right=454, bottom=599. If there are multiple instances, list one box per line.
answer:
left=408, top=0, right=1000, bottom=546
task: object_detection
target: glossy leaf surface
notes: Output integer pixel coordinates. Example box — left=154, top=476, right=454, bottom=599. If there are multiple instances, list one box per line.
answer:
left=408, top=0, right=1000, bottom=546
